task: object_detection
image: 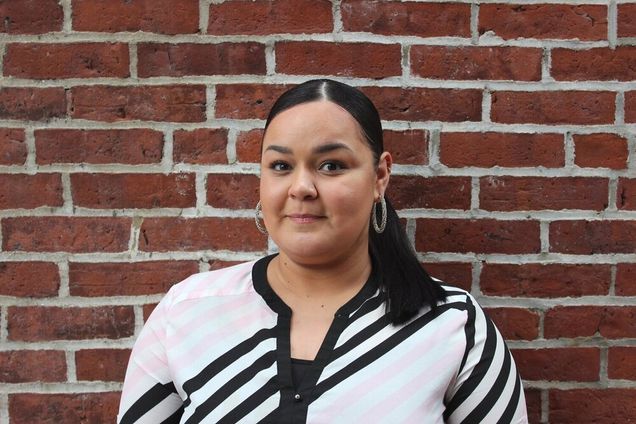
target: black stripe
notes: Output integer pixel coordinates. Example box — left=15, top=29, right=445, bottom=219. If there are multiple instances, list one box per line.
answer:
left=182, top=327, right=274, bottom=405
left=458, top=294, right=477, bottom=377
left=497, top=373, right=523, bottom=424
left=444, top=313, right=498, bottom=420
left=184, top=350, right=277, bottom=423
left=119, top=382, right=179, bottom=424
left=330, top=313, right=391, bottom=361
left=348, top=291, right=385, bottom=322
left=217, top=376, right=279, bottom=423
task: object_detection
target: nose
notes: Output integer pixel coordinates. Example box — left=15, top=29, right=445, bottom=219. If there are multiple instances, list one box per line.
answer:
left=288, top=167, right=317, bottom=200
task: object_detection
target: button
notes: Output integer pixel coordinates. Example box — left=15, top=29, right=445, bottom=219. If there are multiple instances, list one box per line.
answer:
left=294, top=393, right=302, bottom=402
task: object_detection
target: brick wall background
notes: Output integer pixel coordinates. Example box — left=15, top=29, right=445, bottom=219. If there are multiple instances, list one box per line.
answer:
left=0, top=0, right=635, bottom=422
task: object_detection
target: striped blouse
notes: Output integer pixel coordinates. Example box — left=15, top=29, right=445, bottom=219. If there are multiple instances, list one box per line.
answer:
left=118, top=255, right=528, bottom=423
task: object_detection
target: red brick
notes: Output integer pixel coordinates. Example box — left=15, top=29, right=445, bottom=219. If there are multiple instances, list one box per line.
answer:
left=236, top=129, right=264, bottom=163
left=484, top=308, right=539, bottom=340
left=0, top=174, right=63, bottom=209
left=481, top=264, right=610, bottom=298
left=207, top=174, right=260, bottom=209
left=8, top=306, right=134, bottom=341
left=384, top=130, right=427, bottom=165
left=70, top=85, right=206, bottom=122
left=363, top=86, right=482, bottom=122
left=513, top=348, right=600, bottom=381
left=69, top=260, right=197, bottom=296
left=618, top=4, right=636, bottom=37
left=138, top=42, right=266, bottom=77
left=552, top=47, right=636, bottom=82
left=411, top=46, right=542, bottom=81
left=139, top=217, right=267, bottom=252
left=0, top=350, right=66, bottom=383
left=208, top=0, right=332, bottom=35
left=491, top=91, right=615, bottom=125
left=545, top=306, right=636, bottom=339
left=609, top=347, right=636, bottom=380
left=4, top=43, right=129, bottom=79
left=276, top=42, right=402, bottom=78
left=574, top=133, right=628, bottom=169
left=618, top=179, right=636, bottom=210
left=0, top=262, right=60, bottom=297
left=550, top=220, right=636, bottom=254
left=616, top=264, right=636, bottom=296
left=0, top=128, right=26, bottom=165
left=2, top=217, right=131, bottom=253
left=0, top=0, right=62, bottom=34
left=0, top=87, right=66, bottom=121
left=440, top=132, right=564, bottom=168
left=9, top=392, right=120, bottom=424
left=626, top=92, right=636, bottom=123
left=174, top=128, right=228, bottom=164
left=389, top=176, right=471, bottom=210
left=76, top=349, right=131, bottom=382
left=143, top=303, right=158, bottom=321
left=35, top=129, right=164, bottom=165
left=341, top=1, right=470, bottom=37
left=525, top=389, right=542, bottom=424
left=415, top=219, right=540, bottom=254
left=480, top=176, right=608, bottom=211
left=215, top=84, right=289, bottom=119
left=550, top=389, right=636, bottom=423
left=73, top=0, right=198, bottom=34
left=422, top=262, right=472, bottom=291
left=71, top=173, right=196, bottom=209
left=479, top=4, right=607, bottom=41
left=209, top=260, right=243, bottom=271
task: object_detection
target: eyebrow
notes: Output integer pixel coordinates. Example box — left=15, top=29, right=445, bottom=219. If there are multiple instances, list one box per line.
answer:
left=264, top=142, right=353, bottom=155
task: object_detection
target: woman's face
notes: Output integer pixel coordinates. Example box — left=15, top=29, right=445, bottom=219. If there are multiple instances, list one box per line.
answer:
left=260, top=100, right=391, bottom=266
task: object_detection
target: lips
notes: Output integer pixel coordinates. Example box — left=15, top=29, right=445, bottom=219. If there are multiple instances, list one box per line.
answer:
left=286, top=214, right=325, bottom=224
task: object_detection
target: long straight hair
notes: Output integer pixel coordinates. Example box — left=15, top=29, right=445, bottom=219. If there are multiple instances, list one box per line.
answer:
left=263, top=79, right=446, bottom=324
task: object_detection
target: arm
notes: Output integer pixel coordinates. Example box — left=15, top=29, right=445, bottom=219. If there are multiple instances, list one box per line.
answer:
left=444, top=294, right=528, bottom=424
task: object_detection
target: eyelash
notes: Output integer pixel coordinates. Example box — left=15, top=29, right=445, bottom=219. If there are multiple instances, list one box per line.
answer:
left=267, top=160, right=347, bottom=173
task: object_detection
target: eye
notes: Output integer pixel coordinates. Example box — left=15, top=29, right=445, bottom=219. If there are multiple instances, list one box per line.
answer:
left=319, top=161, right=345, bottom=172
left=269, top=161, right=291, bottom=172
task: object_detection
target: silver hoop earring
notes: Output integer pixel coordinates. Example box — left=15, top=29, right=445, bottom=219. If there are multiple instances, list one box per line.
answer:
left=255, top=201, right=268, bottom=235
left=372, top=196, right=387, bottom=234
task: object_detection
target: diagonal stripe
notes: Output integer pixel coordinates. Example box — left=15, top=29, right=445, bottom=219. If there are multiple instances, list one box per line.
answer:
left=119, top=382, right=178, bottom=424
left=216, top=376, right=279, bottom=423
left=497, top=373, right=523, bottom=424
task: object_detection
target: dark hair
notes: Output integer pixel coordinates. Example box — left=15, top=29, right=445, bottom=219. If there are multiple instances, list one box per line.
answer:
left=263, top=79, right=446, bottom=324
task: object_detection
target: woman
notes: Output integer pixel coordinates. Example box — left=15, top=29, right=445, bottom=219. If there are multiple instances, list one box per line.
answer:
left=118, top=79, right=528, bottom=423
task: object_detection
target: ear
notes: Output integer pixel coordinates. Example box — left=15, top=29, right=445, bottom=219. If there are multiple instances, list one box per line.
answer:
left=374, top=151, right=392, bottom=200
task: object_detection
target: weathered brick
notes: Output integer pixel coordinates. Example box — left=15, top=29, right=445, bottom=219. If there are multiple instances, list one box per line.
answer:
left=440, top=132, right=564, bottom=168
left=625, top=91, right=636, bottom=123
left=143, top=303, right=158, bottom=321
left=35, top=129, right=164, bottom=165
left=0, top=262, right=60, bottom=298
left=215, top=84, right=289, bottom=119
left=209, top=260, right=243, bottom=271
left=0, top=0, right=63, bottom=34
left=276, top=42, right=402, bottom=78
left=236, top=129, right=264, bottom=163
left=341, top=1, right=471, bottom=37
left=208, top=0, right=332, bottom=35
left=618, top=179, right=636, bottom=210
left=481, top=264, right=610, bottom=298
left=480, top=176, right=608, bottom=211
left=525, top=389, right=542, bottom=424
left=389, top=176, right=471, bottom=210
left=0, top=87, right=66, bottom=121
left=0, top=128, right=26, bottom=165
left=618, top=4, right=636, bottom=37
left=9, top=393, right=120, bottom=424
left=552, top=47, right=636, bottom=81
left=0, top=350, right=66, bottom=383
left=491, top=91, right=615, bottom=125
left=73, top=0, right=198, bottom=34
left=484, top=308, right=539, bottom=340
left=8, top=306, right=134, bottom=341
left=422, top=262, right=472, bottom=292
left=411, top=46, right=542, bottom=81
left=139, top=217, right=267, bottom=252
left=545, top=306, right=636, bottom=339
left=383, top=130, right=427, bottom=165
left=608, top=347, right=636, bottom=380
left=616, top=264, right=636, bottom=296
left=138, top=43, right=266, bottom=77
left=70, top=85, right=206, bottom=122
left=2, top=217, right=131, bottom=253
left=71, top=173, right=196, bottom=209
left=479, top=4, right=607, bottom=41
left=0, top=174, right=63, bottom=209
left=173, top=128, right=228, bottom=164
left=69, top=261, right=198, bottom=296
left=574, top=133, right=628, bottom=169
left=207, top=174, right=260, bottom=209
left=550, top=220, right=636, bottom=254
left=4, top=43, right=129, bottom=79
left=550, top=389, right=636, bottom=423
left=75, top=349, right=131, bottom=382
left=415, top=219, right=540, bottom=254
left=513, top=348, right=600, bottom=381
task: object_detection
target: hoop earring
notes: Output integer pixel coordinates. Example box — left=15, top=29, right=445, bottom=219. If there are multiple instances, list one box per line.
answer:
left=255, top=201, right=268, bottom=235
left=372, top=196, right=387, bottom=234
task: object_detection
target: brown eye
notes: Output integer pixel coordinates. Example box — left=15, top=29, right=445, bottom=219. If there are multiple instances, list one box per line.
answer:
left=319, top=161, right=345, bottom=172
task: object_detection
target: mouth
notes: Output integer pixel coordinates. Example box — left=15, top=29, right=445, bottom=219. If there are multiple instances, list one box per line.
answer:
left=286, top=214, right=325, bottom=224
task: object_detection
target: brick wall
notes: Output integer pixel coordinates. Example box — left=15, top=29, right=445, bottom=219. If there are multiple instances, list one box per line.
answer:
left=1, top=1, right=635, bottom=423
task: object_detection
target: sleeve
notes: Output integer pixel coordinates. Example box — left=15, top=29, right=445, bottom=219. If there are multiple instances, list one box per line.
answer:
left=443, top=293, right=528, bottom=424
left=118, top=291, right=184, bottom=424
